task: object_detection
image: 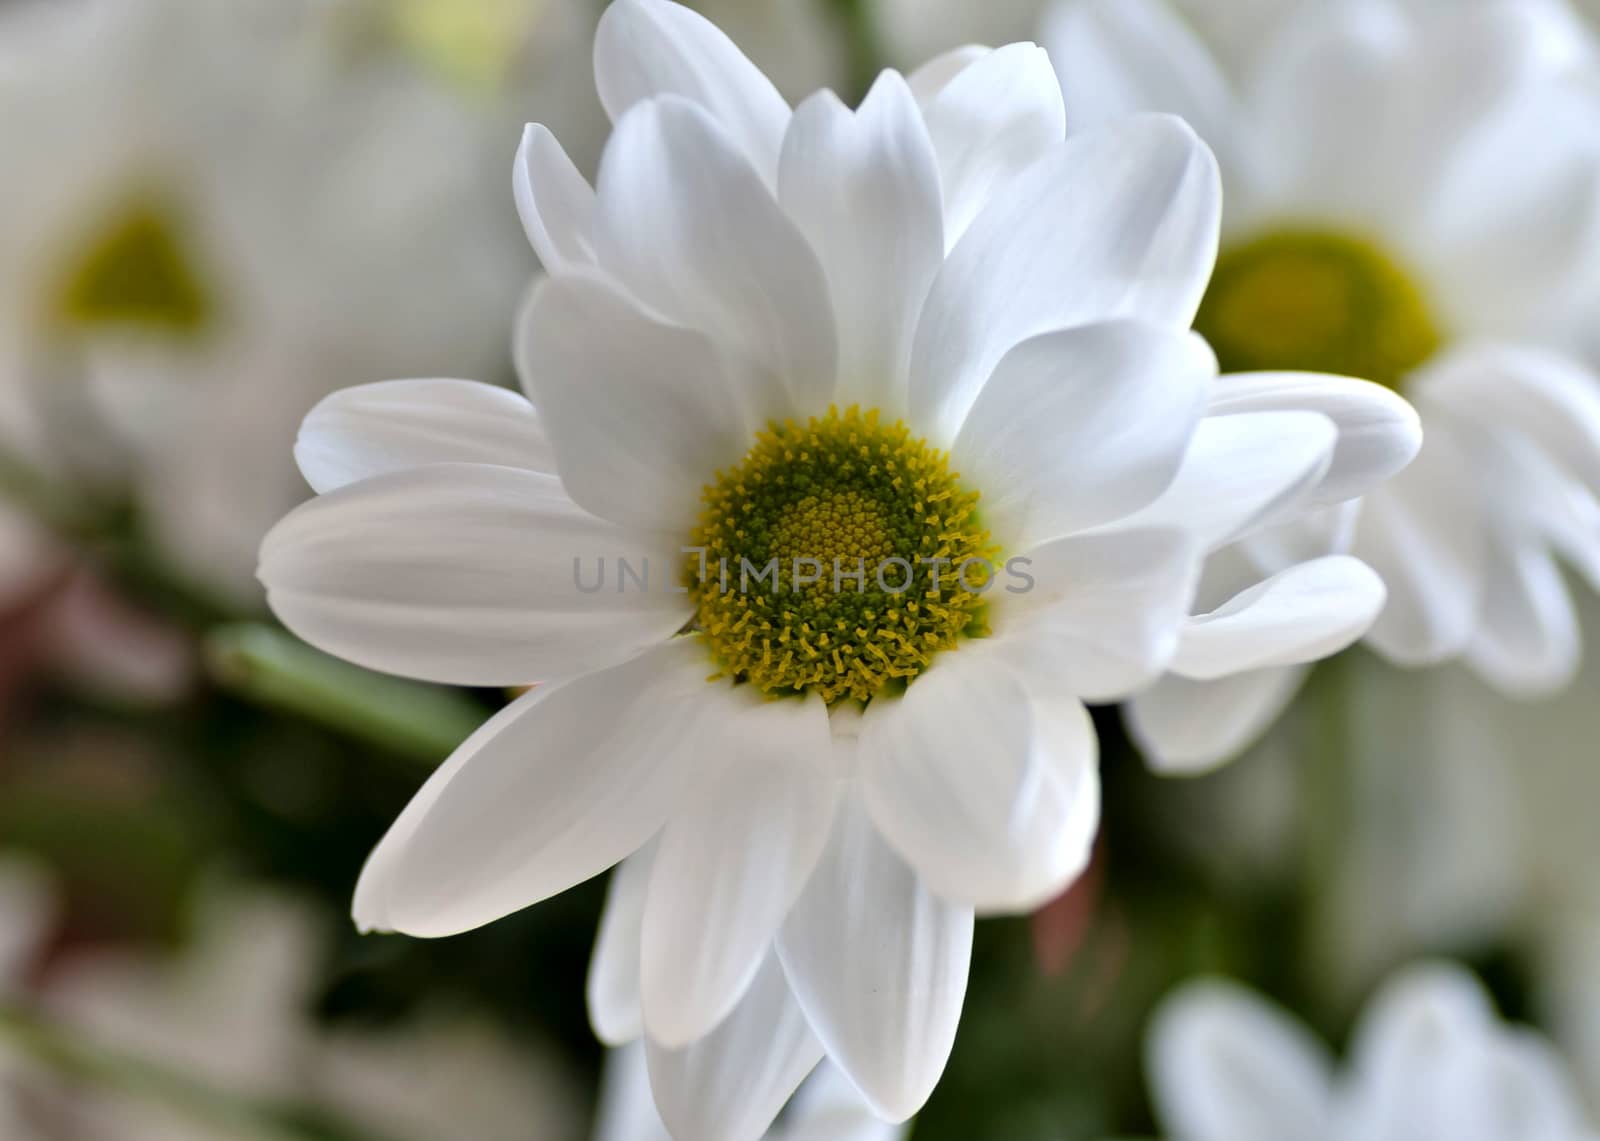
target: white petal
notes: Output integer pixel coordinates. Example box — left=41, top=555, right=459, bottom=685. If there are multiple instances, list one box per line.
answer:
left=861, top=653, right=1099, bottom=912
left=1172, top=556, right=1385, bottom=680
left=1148, top=980, right=1335, bottom=1141
left=778, top=791, right=973, bottom=1122
left=646, top=951, right=822, bottom=1141
left=786, top=1063, right=907, bottom=1141
left=992, top=528, right=1200, bottom=703
left=294, top=379, right=553, bottom=495
left=1106, top=411, right=1338, bottom=552
left=593, top=0, right=790, bottom=183
left=910, top=113, right=1220, bottom=441
left=905, top=45, right=989, bottom=106
left=1417, top=345, right=1600, bottom=495
left=594, top=1043, right=673, bottom=1141
left=1127, top=666, right=1309, bottom=777
left=1045, top=0, right=1236, bottom=150
left=1466, top=536, right=1578, bottom=699
left=917, top=42, right=1066, bottom=246
left=516, top=272, right=749, bottom=535
left=589, top=846, right=655, bottom=1047
left=1206, top=373, right=1422, bottom=506
left=258, top=464, right=689, bottom=687
left=1355, top=426, right=1488, bottom=666
left=952, top=321, right=1215, bottom=550
left=595, top=96, right=836, bottom=415
left=378, top=640, right=715, bottom=937
left=514, top=124, right=598, bottom=273
left=641, top=692, right=836, bottom=1047
left=777, top=72, right=943, bottom=414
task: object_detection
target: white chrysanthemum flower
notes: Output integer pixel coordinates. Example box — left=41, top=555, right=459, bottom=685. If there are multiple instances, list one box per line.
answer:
left=1046, top=0, right=1600, bottom=771
left=0, top=0, right=533, bottom=604
left=1149, top=964, right=1599, bottom=1141
left=258, top=0, right=1417, bottom=1133
left=596, top=1042, right=903, bottom=1141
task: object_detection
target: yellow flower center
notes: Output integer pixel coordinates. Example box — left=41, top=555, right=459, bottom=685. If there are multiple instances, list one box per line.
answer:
left=688, top=406, right=997, bottom=705
left=1194, top=228, right=1442, bottom=389
left=52, top=196, right=212, bottom=336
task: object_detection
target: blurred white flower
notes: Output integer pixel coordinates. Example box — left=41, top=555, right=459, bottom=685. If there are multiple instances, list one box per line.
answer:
left=1047, top=0, right=1600, bottom=771
left=1150, top=963, right=1597, bottom=1141
left=0, top=858, right=54, bottom=1141
left=256, top=0, right=1419, bottom=1134
left=0, top=0, right=534, bottom=606
left=594, top=1042, right=904, bottom=1141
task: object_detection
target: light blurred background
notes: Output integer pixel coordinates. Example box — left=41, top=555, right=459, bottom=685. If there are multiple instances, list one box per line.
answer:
left=3, top=0, right=1600, bottom=1138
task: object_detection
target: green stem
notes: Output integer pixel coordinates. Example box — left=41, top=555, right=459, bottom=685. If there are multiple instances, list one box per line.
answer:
left=204, top=623, right=486, bottom=764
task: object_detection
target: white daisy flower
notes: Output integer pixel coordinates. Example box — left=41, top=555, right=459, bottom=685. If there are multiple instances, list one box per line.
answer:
left=595, top=1041, right=903, bottom=1141
left=258, top=0, right=1417, bottom=1133
left=1149, top=963, right=1598, bottom=1141
left=0, top=0, right=533, bottom=605
left=1046, top=0, right=1600, bottom=771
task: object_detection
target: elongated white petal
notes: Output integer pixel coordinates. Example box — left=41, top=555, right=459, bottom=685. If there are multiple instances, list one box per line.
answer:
left=1356, top=428, right=1487, bottom=666
left=588, top=846, right=655, bottom=1047
left=596, top=96, right=836, bottom=415
left=1046, top=0, right=1236, bottom=147
left=295, top=379, right=553, bottom=494
left=778, top=792, right=972, bottom=1122
left=647, top=952, right=822, bottom=1141
left=259, top=464, right=688, bottom=687
left=1207, top=373, right=1422, bottom=506
left=905, top=45, right=989, bottom=105
left=378, top=640, right=714, bottom=937
left=910, top=113, right=1219, bottom=440
left=514, top=124, right=597, bottom=273
left=1127, top=666, right=1309, bottom=776
left=641, top=692, right=835, bottom=1047
left=594, top=1043, right=673, bottom=1141
left=1106, top=411, right=1338, bottom=552
left=516, top=272, right=749, bottom=534
left=1172, top=556, right=1385, bottom=680
left=1149, top=980, right=1336, bottom=1141
left=786, top=1064, right=909, bottom=1141
left=593, top=0, right=790, bottom=182
left=917, top=42, right=1066, bottom=246
left=1466, top=536, right=1578, bottom=699
left=861, top=653, right=1099, bottom=911
left=778, top=72, right=943, bottom=414
left=993, top=528, right=1199, bottom=702
left=952, top=321, right=1214, bottom=550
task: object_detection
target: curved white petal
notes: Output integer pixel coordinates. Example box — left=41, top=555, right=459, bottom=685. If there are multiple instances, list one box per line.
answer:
left=905, top=45, right=990, bottom=106
left=1206, top=373, right=1422, bottom=506
left=1127, top=666, right=1309, bottom=777
left=594, top=1042, right=673, bottom=1141
left=595, top=96, right=836, bottom=415
left=516, top=272, right=749, bottom=535
left=786, top=1063, right=909, bottom=1141
left=593, top=0, right=790, bottom=183
left=295, top=379, right=553, bottom=495
left=514, top=124, right=598, bottom=274
left=1466, top=536, right=1579, bottom=699
left=777, top=71, right=943, bottom=414
left=917, top=42, right=1066, bottom=246
left=860, top=653, right=1099, bottom=912
left=1148, top=979, right=1335, bottom=1141
left=641, top=692, right=836, bottom=1047
left=992, top=528, right=1200, bottom=702
left=378, top=640, right=716, bottom=937
left=910, top=112, right=1220, bottom=441
left=588, top=846, right=655, bottom=1047
left=1105, top=411, right=1338, bottom=552
left=259, top=464, right=689, bottom=687
left=777, top=790, right=973, bottom=1123
left=952, top=321, right=1215, bottom=550
left=646, top=951, right=822, bottom=1141
left=1172, top=556, right=1385, bottom=680
left=1356, top=426, right=1488, bottom=666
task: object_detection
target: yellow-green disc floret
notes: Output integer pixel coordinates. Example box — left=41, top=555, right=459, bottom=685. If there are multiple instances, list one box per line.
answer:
left=689, top=406, right=997, bottom=705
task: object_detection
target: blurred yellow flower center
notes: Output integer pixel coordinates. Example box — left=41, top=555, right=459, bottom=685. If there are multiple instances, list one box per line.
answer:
left=52, top=197, right=212, bottom=336
left=689, top=406, right=996, bottom=705
left=1194, top=228, right=1442, bottom=389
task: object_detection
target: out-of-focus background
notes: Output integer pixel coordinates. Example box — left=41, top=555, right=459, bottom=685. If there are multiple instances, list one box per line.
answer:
left=4, top=1, right=1600, bottom=1138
